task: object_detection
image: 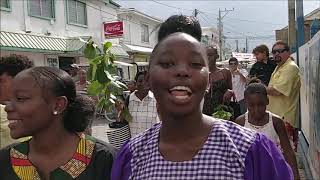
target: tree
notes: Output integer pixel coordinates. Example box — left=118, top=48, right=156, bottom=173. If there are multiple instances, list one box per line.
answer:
left=82, top=38, right=132, bottom=122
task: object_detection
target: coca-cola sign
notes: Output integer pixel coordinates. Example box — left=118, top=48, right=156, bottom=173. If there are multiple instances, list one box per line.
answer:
left=104, top=21, right=123, bottom=38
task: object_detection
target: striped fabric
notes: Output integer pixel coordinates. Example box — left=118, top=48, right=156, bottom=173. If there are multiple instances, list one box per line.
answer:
left=107, top=125, right=131, bottom=149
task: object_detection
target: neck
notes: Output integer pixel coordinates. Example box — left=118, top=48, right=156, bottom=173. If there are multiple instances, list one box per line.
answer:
left=209, top=65, right=218, bottom=72
left=249, top=111, right=268, bottom=123
left=159, top=109, right=207, bottom=142
left=135, top=90, right=148, bottom=100
left=29, top=119, right=79, bottom=156
left=277, top=57, right=289, bottom=67
left=262, top=58, right=268, bottom=63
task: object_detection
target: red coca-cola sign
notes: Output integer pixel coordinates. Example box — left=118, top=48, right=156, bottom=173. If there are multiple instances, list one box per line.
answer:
left=104, top=21, right=123, bottom=38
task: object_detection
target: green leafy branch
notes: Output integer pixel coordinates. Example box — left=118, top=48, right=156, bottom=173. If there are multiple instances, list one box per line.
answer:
left=81, top=38, right=132, bottom=122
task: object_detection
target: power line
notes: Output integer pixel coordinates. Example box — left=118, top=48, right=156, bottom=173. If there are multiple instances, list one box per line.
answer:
left=149, top=0, right=193, bottom=12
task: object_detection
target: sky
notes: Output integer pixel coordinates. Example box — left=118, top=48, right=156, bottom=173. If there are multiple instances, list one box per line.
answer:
left=114, top=0, right=320, bottom=52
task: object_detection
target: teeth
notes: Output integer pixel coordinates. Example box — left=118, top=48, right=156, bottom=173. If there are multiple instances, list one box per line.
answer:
left=9, top=120, right=18, bottom=124
left=170, top=86, right=192, bottom=93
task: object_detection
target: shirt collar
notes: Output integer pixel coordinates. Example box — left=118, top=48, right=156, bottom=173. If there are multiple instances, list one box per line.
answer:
left=131, top=90, right=154, bottom=102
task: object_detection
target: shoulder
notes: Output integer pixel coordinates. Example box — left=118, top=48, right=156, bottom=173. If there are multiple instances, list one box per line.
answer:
left=212, top=120, right=257, bottom=156
left=129, top=123, right=161, bottom=149
left=271, top=113, right=285, bottom=131
left=85, top=135, right=116, bottom=161
left=284, top=59, right=299, bottom=72
left=235, top=114, right=245, bottom=126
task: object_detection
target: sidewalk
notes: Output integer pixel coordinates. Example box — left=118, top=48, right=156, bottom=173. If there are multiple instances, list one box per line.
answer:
left=91, top=116, right=110, bottom=143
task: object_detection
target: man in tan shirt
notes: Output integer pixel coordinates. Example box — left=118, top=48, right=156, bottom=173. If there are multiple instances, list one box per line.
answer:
left=0, top=54, right=33, bottom=148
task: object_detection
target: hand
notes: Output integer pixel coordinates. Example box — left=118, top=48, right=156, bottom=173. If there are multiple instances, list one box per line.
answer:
left=223, top=89, right=234, bottom=103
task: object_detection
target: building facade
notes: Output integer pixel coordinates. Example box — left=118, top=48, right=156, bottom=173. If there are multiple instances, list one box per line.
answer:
left=117, top=8, right=162, bottom=79
left=276, top=8, right=320, bottom=46
left=0, top=0, right=126, bottom=73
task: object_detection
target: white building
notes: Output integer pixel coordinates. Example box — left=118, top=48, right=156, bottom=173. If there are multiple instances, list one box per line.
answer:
left=0, top=0, right=128, bottom=73
left=201, top=27, right=219, bottom=48
left=117, top=8, right=162, bottom=79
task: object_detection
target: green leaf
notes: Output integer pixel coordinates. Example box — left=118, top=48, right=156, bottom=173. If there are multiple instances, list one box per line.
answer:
left=96, top=63, right=110, bottom=83
left=103, top=54, right=111, bottom=65
left=97, top=97, right=106, bottom=108
left=84, top=43, right=96, bottom=59
left=87, top=81, right=103, bottom=95
left=90, top=55, right=103, bottom=65
left=122, top=108, right=133, bottom=122
left=110, top=94, right=117, bottom=100
left=115, top=80, right=127, bottom=89
left=103, top=42, right=112, bottom=52
left=104, top=70, right=115, bottom=81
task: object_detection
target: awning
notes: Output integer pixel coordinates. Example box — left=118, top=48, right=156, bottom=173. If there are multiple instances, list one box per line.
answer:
left=122, top=43, right=153, bottom=54
left=133, top=62, right=149, bottom=66
left=0, top=31, right=87, bottom=53
left=114, top=61, right=133, bottom=67
left=109, top=44, right=129, bottom=57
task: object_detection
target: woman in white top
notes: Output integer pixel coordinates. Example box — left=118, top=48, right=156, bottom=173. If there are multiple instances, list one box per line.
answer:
left=235, top=82, right=300, bottom=180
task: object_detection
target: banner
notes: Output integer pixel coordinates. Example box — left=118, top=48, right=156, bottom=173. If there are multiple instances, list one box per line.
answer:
left=104, top=22, right=123, bottom=38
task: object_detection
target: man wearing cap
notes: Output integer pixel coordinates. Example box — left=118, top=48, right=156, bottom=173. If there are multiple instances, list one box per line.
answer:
left=70, top=63, right=80, bottom=82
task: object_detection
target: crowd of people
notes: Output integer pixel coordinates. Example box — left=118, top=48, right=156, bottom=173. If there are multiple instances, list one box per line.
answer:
left=0, top=14, right=301, bottom=180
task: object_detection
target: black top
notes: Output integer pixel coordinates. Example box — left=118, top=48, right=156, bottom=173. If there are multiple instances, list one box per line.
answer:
left=249, top=59, right=277, bottom=86
left=0, top=135, right=116, bottom=180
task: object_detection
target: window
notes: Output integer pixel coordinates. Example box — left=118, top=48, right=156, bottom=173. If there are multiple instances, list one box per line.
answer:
left=29, top=0, right=54, bottom=19
left=0, top=0, right=10, bottom=11
left=67, top=0, right=87, bottom=26
left=141, top=24, right=149, bottom=43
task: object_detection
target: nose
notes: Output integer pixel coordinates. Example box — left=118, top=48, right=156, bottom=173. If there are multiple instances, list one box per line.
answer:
left=175, top=64, right=190, bottom=78
left=4, top=101, right=13, bottom=113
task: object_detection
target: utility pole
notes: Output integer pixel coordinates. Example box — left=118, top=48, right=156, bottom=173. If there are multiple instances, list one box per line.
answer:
left=288, top=0, right=296, bottom=52
left=218, top=8, right=234, bottom=61
left=235, top=40, right=239, bottom=52
left=245, top=36, right=248, bottom=53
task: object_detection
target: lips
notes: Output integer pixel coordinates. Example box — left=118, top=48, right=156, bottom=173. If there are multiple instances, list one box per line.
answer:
left=168, top=86, right=192, bottom=103
left=8, top=119, right=20, bottom=129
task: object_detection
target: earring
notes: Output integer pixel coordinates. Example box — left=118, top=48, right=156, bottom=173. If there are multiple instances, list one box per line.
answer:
left=53, top=111, right=58, bottom=115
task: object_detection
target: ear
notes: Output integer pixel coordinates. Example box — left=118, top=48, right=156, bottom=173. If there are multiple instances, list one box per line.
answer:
left=206, top=72, right=211, bottom=92
left=266, top=96, right=269, bottom=105
left=52, top=96, right=68, bottom=115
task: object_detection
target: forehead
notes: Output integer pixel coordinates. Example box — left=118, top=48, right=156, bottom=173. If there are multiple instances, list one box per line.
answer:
left=156, top=34, right=205, bottom=55
left=273, top=44, right=285, bottom=49
left=13, top=71, right=41, bottom=92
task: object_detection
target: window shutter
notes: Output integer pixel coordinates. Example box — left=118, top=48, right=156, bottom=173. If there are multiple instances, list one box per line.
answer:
left=68, top=0, right=77, bottom=23
left=30, top=0, right=41, bottom=16
left=77, top=1, right=86, bottom=25
left=0, top=0, right=9, bottom=8
left=41, top=0, right=53, bottom=18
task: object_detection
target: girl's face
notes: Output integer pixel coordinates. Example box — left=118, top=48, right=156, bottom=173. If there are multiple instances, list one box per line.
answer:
left=5, top=71, right=56, bottom=139
left=245, top=93, right=268, bottom=120
left=148, top=33, right=209, bottom=116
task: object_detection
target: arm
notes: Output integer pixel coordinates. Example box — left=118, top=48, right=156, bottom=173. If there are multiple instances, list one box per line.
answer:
left=222, top=69, right=236, bottom=102
left=266, top=87, right=283, bottom=96
left=225, top=69, right=233, bottom=90
left=244, top=134, right=293, bottom=180
left=273, top=117, right=300, bottom=180
left=111, top=141, right=132, bottom=180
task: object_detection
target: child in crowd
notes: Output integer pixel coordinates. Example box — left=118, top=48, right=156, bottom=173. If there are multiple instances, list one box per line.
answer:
left=111, top=32, right=293, bottom=180
left=235, top=82, right=299, bottom=180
